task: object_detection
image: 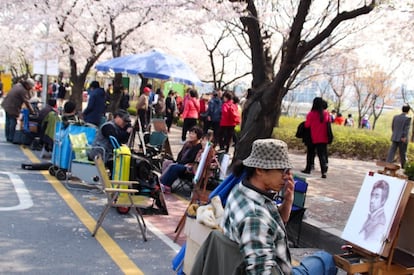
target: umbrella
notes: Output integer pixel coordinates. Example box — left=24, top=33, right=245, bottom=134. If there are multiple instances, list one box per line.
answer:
left=95, top=49, right=202, bottom=85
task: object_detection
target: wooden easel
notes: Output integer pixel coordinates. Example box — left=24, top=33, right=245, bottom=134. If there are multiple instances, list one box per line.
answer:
left=173, top=145, right=216, bottom=242
left=334, top=164, right=414, bottom=275
left=376, top=161, right=407, bottom=179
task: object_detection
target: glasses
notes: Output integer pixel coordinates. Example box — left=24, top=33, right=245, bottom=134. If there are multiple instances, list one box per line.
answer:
left=278, top=168, right=290, bottom=175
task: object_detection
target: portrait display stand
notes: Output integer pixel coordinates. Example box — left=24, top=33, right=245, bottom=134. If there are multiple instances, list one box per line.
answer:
left=174, top=144, right=216, bottom=242
left=334, top=164, right=414, bottom=275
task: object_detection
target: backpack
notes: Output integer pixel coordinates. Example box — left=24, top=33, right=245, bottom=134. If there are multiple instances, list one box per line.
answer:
left=231, top=103, right=241, bottom=125
left=295, top=121, right=306, bottom=139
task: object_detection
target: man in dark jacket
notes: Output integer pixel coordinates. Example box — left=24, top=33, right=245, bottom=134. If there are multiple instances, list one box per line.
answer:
left=1, top=78, right=36, bottom=142
left=82, top=81, right=106, bottom=127
left=206, top=91, right=222, bottom=145
left=386, top=105, right=411, bottom=168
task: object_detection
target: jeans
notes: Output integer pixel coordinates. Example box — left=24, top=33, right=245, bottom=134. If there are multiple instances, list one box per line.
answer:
left=5, top=112, right=17, bottom=142
left=160, top=163, right=187, bottom=187
left=293, top=251, right=338, bottom=275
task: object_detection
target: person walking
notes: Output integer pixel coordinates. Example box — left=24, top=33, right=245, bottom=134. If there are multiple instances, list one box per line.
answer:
left=153, top=88, right=165, bottom=118
left=1, top=78, right=36, bottom=142
left=181, top=89, right=200, bottom=143
left=82, top=81, right=106, bottom=127
left=386, top=105, right=411, bottom=168
left=136, top=86, right=151, bottom=131
left=303, top=97, right=330, bottom=178
left=119, top=87, right=130, bottom=110
left=57, top=81, right=67, bottom=109
left=344, top=114, right=354, bottom=127
left=165, top=90, right=177, bottom=132
left=218, top=91, right=240, bottom=153
left=206, top=90, right=222, bottom=146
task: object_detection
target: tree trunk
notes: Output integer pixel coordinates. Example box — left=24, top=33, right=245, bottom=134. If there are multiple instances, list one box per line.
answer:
left=234, top=83, right=283, bottom=161
left=70, top=80, right=85, bottom=112
left=107, top=73, right=123, bottom=113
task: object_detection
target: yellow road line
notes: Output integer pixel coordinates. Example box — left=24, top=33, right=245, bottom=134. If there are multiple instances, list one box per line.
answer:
left=21, top=146, right=143, bottom=275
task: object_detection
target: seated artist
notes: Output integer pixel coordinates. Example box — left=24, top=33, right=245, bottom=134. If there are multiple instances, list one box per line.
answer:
left=87, top=109, right=132, bottom=166
left=61, top=101, right=83, bottom=128
left=160, top=126, right=203, bottom=191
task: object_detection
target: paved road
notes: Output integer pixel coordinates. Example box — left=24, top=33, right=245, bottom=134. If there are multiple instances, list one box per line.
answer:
left=0, top=109, right=395, bottom=274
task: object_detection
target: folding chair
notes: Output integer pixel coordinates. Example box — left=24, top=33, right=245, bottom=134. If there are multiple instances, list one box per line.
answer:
left=92, top=155, right=148, bottom=241
left=287, top=176, right=308, bottom=247
left=145, top=131, right=171, bottom=171
left=275, top=175, right=308, bottom=247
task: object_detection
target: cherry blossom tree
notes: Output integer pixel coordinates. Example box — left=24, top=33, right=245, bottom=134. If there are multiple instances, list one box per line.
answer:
left=350, top=66, right=396, bottom=130
left=230, top=0, right=378, bottom=160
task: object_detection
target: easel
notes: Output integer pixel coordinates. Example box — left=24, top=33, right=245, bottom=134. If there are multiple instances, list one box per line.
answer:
left=376, top=161, right=407, bottom=179
left=334, top=164, right=414, bottom=275
left=173, top=145, right=216, bottom=242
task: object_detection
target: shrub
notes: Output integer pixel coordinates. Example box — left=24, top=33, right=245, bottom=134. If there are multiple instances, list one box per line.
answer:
left=127, top=106, right=137, bottom=116
left=404, top=162, right=414, bottom=180
left=273, top=116, right=414, bottom=162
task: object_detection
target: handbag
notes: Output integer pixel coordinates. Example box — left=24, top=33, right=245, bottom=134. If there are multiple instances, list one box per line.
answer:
left=327, top=122, right=334, bottom=144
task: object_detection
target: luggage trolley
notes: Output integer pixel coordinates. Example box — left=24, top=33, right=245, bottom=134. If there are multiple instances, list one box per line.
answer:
left=66, top=131, right=104, bottom=185
left=49, top=121, right=97, bottom=180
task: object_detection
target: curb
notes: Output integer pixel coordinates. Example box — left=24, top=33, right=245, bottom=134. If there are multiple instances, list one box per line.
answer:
left=297, top=218, right=345, bottom=254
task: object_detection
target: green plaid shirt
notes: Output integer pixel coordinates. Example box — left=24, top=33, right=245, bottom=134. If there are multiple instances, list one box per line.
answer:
left=222, top=180, right=292, bottom=275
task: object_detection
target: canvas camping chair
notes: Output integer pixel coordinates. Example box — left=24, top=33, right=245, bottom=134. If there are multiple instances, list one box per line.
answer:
left=274, top=175, right=308, bottom=247
left=92, top=154, right=148, bottom=241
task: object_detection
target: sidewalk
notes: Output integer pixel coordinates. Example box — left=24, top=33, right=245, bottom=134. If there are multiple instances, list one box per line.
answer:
left=165, top=124, right=381, bottom=253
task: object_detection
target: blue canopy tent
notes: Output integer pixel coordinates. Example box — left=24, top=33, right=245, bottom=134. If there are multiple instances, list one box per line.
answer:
left=95, top=49, right=202, bottom=86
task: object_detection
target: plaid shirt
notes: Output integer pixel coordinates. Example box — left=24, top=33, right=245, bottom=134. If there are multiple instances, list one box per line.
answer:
left=221, top=180, right=292, bottom=275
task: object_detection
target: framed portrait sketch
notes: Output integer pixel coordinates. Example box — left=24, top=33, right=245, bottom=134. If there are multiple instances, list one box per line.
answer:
left=341, top=173, right=408, bottom=255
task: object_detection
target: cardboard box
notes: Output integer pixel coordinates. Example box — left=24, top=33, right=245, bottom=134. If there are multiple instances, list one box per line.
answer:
left=183, top=216, right=214, bottom=274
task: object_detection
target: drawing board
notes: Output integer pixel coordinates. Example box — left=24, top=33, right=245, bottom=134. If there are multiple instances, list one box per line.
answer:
left=342, top=173, right=407, bottom=255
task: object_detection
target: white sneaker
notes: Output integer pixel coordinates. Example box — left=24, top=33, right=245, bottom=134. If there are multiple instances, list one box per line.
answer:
left=180, top=140, right=186, bottom=144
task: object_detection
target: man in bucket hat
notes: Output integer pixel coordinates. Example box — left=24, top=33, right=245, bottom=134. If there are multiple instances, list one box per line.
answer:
left=87, top=109, right=132, bottom=166
left=221, top=139, right=337, bottom=274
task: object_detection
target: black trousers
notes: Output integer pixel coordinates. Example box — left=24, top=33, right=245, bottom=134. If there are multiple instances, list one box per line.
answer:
left=218, top=126, right=235, bottom=153
left=305, top=143, right=328, bottom=174
left=181, top=118, right=197, bottom=141
left=165, top=113, right=174, bottom=131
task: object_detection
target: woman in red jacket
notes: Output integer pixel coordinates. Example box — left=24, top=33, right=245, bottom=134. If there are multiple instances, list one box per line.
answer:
left=181, top=89, right=200, bottom=143
left=303, top=97, right=330, bottom=178
left=218, top=91, right=240, bottom=153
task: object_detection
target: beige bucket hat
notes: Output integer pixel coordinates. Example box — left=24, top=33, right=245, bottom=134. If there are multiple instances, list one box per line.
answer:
left=243, top=139, right=293, bottom=170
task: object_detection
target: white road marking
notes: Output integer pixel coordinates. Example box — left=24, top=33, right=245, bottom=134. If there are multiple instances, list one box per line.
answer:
left=0, top=172, right=34, bottom=211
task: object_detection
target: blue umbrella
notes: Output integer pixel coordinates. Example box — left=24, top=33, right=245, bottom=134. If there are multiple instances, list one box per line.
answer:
left=95, top=49, right=202, bottom=85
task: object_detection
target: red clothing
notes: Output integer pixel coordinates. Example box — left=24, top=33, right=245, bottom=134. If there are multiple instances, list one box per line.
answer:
left=34, top=82, right=42, bottom=92
left=182, top=97, right=200, bottom=119
left=199, top=98, right=207, bottom=114
left=333, top=116, right=345, bottom=125
left=220, top=100, right=238, bottom=127
left=305, top=110, right=329, bottom=144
